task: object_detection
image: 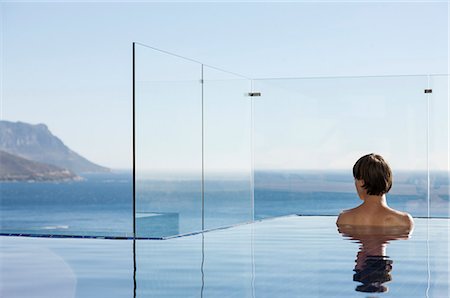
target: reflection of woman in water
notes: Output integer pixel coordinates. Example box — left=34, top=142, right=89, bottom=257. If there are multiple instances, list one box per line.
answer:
left=337, top=153, right=414, bottom=228
left=338, top=225, right=412, bottom=293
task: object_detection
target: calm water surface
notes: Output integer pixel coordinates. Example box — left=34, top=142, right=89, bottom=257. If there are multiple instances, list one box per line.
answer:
left=1, top=216, right=448, bottom=297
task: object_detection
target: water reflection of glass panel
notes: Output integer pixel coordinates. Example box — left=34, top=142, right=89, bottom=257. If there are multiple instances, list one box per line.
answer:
left=203, top=65, right=252, bottom=230
left=134, top=43, right=202, bottom=237
left=253, top=76, right=429, bottom=219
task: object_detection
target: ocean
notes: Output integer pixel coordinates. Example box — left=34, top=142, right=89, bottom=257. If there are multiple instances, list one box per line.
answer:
left=1, top=171, right=448, bottom=238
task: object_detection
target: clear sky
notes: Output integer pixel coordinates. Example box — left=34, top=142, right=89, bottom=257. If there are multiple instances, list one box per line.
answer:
left=0, top=1, right=448, bottom=171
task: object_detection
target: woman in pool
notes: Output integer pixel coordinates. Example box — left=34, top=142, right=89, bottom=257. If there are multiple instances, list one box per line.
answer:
left=337, top=153, right=414, bottom=228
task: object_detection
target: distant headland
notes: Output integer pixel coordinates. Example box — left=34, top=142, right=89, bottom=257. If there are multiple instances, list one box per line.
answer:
left=0, top=120, right=110, bottom=182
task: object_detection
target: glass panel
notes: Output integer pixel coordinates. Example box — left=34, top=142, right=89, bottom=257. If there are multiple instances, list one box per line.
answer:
left=253, top=75, right=429, bottom=219
left=134, top=43, right=202, bottom=238
left=203, top=66, right=252, bottom=229
left=429, top=75, right=449, bottom=218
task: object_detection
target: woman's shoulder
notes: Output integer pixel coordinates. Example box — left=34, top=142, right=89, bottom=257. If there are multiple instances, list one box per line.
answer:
left=336, top=207, right=359, bottom=225
left=394, top=211, right=414, bottom=227
left=384, top=209, right=414, bottom=228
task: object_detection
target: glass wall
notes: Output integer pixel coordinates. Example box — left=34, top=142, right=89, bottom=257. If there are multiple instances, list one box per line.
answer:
left=203, top=66, right=253, bottom=230
left=134, top=43, right=203, bottom=238
left=134, top=43, right=253, bottom=238
left=429, top=75, right=449, bottom=218
left=252, top=75, right=431, bottom=219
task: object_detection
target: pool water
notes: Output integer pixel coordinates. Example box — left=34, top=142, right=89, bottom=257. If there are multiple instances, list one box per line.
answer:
left=1, top=216, right=449, bottom=297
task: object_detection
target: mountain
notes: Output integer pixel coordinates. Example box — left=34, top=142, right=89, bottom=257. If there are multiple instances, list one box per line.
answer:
left=0, top=150, right=81, bottom=181
left=0, top=121, right=110, bottom=173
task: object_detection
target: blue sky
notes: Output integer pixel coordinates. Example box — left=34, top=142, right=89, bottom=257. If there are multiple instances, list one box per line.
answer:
left=0, top=1, right=448, bottom=170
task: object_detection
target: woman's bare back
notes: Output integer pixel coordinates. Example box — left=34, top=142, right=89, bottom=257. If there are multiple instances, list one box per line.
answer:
left=337, top=205, right=413, bottom=228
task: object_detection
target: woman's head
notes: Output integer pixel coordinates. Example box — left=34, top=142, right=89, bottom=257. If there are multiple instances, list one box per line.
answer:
left=353, top=153, right=392, bottom=197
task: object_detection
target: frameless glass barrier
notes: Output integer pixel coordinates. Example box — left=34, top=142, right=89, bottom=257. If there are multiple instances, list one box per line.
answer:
left=134, top=43, right=202, bottom=238
left=252, top=75, right=430, bottom=219
left=429, top=75, right=449, bottom=218
left=203, top=66, right=252, bottom=230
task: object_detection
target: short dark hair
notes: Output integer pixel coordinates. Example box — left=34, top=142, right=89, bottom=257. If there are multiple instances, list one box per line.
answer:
left=353, top=153, right=392, bottom=196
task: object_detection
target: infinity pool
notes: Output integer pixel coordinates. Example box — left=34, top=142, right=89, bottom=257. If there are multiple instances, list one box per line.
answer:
left=1, top=216, right=448, bottom=297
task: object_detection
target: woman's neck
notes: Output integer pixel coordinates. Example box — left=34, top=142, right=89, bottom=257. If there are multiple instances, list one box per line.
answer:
left=362, top=194, right=388, bottom=208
